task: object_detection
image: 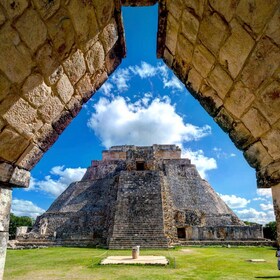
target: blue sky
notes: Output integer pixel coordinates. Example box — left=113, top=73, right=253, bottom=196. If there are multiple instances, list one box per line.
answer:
left=12, top=5, right=274, bottom=224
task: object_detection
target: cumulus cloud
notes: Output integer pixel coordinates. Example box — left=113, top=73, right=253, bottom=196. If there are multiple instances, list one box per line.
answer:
left=100, top=82, right=113, bottom=97
left=111, top=68, right=131, bottom=91
left=30, top=166, right=86, bottom=197
left=11, top=199, right=45, bottom=218
left=218, top=194, right=250, bottom=209
left=182, top=149, right=217, bottom=179
left=256, top=188, right=272, bottom=198
left=87, top=96, right=211, bottom=149
left=260, top=203, right=273, bottom=211
left=236, top=208, right=275, bottom=225
left=129, top=61, right=158, bottom=78
left=99, top=62, right=183, bottom=96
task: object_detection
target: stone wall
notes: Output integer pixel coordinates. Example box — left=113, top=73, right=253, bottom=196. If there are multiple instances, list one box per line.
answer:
left=184, top=225, right=263, bottom=241
left=0, top=0, right=126, bottom=187
left=157, top=0, right=280, bottom=189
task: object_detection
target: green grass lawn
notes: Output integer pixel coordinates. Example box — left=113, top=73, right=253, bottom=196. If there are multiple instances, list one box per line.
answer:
left=4, top=246, right=280, bottom=280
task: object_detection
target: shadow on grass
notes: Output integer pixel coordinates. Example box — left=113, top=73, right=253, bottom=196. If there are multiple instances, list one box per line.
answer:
left=255, top=277, right=280, bottom=279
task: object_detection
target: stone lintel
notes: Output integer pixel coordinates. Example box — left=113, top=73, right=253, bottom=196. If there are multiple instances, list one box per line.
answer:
left=0, top=162, right=30, bottom=188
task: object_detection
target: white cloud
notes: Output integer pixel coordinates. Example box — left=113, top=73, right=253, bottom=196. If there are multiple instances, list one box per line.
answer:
left=163, top=75, right=184, bottom=91
left=260, top=203, right=273, bottom=211
left=30, top=166, right=86, bottom=197
left=129, top=61, right=158, bottom=78
left=256, top=188, right=272, bottom=198
left=218, top=194, right=250, bottom=209
left=111, top=68, right=131, bottom=91
left=182, top=149, right=217, bottom=179
left=87, top=96, right=211, bottom=149
left=100, top=82, right=113, bottom=97
left=11, top=199, right=45, bottom=218
left=213, top=147, right=236, bottom=159
left=236, top=208, right=275, bottom=225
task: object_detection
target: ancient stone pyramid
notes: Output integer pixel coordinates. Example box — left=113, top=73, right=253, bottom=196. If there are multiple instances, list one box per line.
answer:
left=18, top=145, right=263, bottom=248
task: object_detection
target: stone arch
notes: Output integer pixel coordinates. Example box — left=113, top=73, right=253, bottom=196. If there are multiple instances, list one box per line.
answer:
left=0, top=0, right=280, bottom=276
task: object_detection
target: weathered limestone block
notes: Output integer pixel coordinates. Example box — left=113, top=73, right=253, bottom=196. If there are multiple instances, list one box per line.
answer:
left=67, top=0, right=99, bottom=44
left=262, top=127, right=280, bottom=160
left=258, top=161, right=280, bottom=188
left=16, top=143, right=43, bottom=170
left=100, top=20, right=118, bottom=54
left=0, top=25, right=32, bottom=83
left=242, top=107, right=270, bottom=138
left=209, top=0, right=237, bottom=22
left=219, top=20, right=254, bottom=78
left=192, top=44, right=215, bottom=78
left=93, top=0, right=115, bottom=28
left=208, top=64, right=233, bottom=99
left=90, top=71, right=108, bottom=95
left=32, top=0, right=60, bottom=20
left=166, top=0, right=184, bottom=20
left=244, top=141, right=273, bottom=170
left=75, top=74, right=95, bottom=101
left=0, top=232, right=8, bottom=280
left=55, top=74, right=74, bottom=104
left=2, top=97, right=42, bottom=137
left=9, top=167, right=30, bottom=187
left=181, top=9, right=199, bottom=44
left=38, top=96, right=64, bottom=123
left=187, top=68, right=203, bottom=92
left=165, top=13, right=179, bottom=55
left=36, top=124, right=59, bottom=152
left=85, top=41, right=105, bottom=74
left=241, top=37, right=280, bottom=90
left=236, top=0, right=279, bottom=36
left=183, top=0, right=205, bottom=18
left=22, top=74, right=52, bottom=108
left=0, top=74, right=10, bottom=103
left=163, top=48, right=173, bottom=68
left=198, top=11, right=230, bottom=55
left=0, top=187, right=11, bottom=231
left=266, top=6, right=280, bottom=46
left=1, top=0, right=28, bottom=20
left=105, top=41, right=122, bottom=76
left=63, top=49, right=86, bottom=85
left=175, top=34, right=193, bottom=79
left=0, top=163, right=13, bottom=183
left=46, top=9, right=75, bottom=58
left=52, top=110, right=73, bottom=135
left=0, top=127, right=29, bottom=162
left=229, top=122, right=255, bottom=150
left=66, top=96, right=83, bottom=118
left=0, top=7, right=6, bottom=26
left=224, top=81, right=255, bottom=118
left=15, top=9, right=47, bottom=53
left=254, top=80, right=280, bottom=125
left=36, top=44, right=64, bottom=85
left=199, top=85, right=223, bottom=117
left=214, top=107, right=234, bottom=133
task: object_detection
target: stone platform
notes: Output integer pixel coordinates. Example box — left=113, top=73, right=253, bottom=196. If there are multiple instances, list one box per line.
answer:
left=100, top=256, right=169, bottom=265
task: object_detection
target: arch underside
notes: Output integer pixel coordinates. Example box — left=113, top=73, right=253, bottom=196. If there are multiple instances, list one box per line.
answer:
left=0, top=0, right=279, bottom=190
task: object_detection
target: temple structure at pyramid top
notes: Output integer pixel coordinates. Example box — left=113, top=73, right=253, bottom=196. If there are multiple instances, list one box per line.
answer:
left=16, top=145, right=263, bottom=248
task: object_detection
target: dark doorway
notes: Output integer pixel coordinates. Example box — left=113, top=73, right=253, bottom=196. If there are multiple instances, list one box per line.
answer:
left=177, top=228, right=186, bottom=239
left=136, top=162, right=145, bottom=170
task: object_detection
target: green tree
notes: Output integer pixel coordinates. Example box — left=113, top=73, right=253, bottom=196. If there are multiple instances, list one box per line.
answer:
left=9, top=213, right=33, bottom=240
left=263, top=221, right=277, bottom=240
